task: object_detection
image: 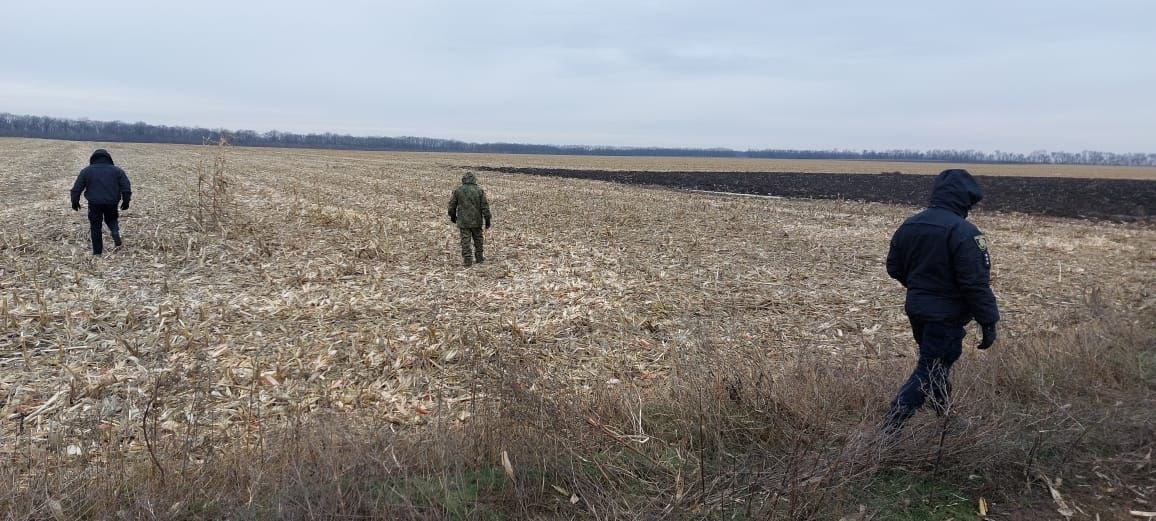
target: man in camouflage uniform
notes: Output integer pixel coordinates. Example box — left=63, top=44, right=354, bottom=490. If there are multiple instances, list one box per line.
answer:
left=448, top=172, right=492, bottom=266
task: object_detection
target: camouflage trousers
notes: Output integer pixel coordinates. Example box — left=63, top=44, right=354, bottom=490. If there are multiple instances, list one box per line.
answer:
left=459, top=227, right=484, bottom=266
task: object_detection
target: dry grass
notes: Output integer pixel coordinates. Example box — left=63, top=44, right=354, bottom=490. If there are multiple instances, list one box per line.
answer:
left=0, top=137, right=1153, bottom=519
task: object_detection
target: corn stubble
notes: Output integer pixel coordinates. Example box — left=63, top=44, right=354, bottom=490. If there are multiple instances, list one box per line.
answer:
left=0, top=138, right=1152, bottom=519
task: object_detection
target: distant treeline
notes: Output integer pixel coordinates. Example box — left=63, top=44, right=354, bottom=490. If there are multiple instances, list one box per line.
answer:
left=3, top=112, right=1154, bottom=166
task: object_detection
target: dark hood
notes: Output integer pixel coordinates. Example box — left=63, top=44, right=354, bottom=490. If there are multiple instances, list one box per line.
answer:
left=929, top=169, right=982, bottom=217
left=461, top=172, right=477, bottom=184
left=89, top=149, right=114, bottom=165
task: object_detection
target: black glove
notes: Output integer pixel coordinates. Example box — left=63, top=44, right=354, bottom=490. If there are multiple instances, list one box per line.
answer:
left=120, top=201, right=129, bottom=210
left=484, top=217, right=491, bottom=229
left=977, top=323, right=997, bottom=350
left=72, top=202, right=80, bottom=211
left=448, top=209, right=456, bottom=223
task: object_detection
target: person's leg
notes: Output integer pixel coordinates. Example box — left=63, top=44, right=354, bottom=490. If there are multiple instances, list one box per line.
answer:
left=459, top=227, right=473, bottom=266
left=473, top=228, right=484, bottom=263
left=927, top=324, right=965, bottom=415
left=910, top=319, right=924, bottom=343
left=885, top=350, right=934, bottom=430
left=885, top=320, right=954, bottom=430
left=105, top=205, right=122, bottom=247
left=87, top=206, right=104, bottom=255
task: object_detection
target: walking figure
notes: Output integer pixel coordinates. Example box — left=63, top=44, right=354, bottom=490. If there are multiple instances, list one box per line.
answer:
left=448, top=172, right=491, bottom=267
left=70, top=149, right=132, bottom=255
left=883, top=169, right=1000, bottom=432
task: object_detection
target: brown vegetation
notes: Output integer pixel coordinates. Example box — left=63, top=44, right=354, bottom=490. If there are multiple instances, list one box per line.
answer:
left=0, top=138, right=1153, bottom=519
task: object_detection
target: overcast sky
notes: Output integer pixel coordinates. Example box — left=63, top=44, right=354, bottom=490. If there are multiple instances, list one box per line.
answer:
left=2, top=1, right=1153, bottom=152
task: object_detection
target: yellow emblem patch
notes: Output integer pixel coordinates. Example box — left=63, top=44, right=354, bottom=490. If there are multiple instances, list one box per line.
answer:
left=974, top=235, right=989, bottom=251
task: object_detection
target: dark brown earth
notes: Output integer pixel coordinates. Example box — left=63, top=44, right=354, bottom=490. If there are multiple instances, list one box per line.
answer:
left=475, top=166, right=1156, bottom=221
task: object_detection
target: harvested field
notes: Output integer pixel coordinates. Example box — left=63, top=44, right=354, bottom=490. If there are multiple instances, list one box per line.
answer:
left=1, top=137, right=1153, bottom=518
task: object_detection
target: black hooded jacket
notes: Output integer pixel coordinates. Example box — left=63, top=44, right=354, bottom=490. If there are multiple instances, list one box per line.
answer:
left=885, top=169, right=1000, bottom=326
left=71, top=149, right=132, bottom=206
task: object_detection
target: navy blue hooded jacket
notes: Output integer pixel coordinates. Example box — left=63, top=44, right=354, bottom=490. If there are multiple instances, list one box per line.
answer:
left=886, top=169, right=1000, bottom=326
left=71, top=149, right=132, bottom=206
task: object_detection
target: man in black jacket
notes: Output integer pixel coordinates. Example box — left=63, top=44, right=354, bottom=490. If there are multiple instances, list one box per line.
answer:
left=883, top=168, right=999, bottom=432
left=70, top=149, right=132, bottom=255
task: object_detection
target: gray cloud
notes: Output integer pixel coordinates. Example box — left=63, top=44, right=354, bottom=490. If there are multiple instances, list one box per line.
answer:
left=3, top=0, right=1153, bottom=152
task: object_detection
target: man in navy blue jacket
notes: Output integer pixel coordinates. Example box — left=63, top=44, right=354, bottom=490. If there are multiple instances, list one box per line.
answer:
left=70, top=149, right=132, bottom=255
left=883, top=168, right=999, bottom=432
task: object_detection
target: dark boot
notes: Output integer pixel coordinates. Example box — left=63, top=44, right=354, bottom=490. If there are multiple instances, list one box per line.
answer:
left=112, top=234, right=123, bottom=247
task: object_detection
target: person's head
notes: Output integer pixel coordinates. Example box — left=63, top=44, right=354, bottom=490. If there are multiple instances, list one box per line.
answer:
left=89, top=149, right=114, bottom=165
left=461, top=172, right=477, bottom=184
left=930, top=168, right=983, bottom=217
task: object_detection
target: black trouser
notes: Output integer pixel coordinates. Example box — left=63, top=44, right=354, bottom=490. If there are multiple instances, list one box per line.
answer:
left=88, top=204, right=121, bottom=255
left=884, top=320, right=965, bottom=430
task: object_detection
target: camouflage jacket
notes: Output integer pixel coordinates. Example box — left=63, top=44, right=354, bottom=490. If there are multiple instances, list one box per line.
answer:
left=448, top=173, right=491, bottom=229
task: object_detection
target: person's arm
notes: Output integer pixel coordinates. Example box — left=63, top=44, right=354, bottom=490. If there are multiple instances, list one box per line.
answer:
left=70, top=170, right=87, bottom=210
left=885, top=232, right=907, bottom=286
left=480, top=189, right=491, bottom=228
left=447, top=190, right=458, bottom=223
left=950, top=223, right=1000, bottom=326
left=118, top=168, right=132, bottom=209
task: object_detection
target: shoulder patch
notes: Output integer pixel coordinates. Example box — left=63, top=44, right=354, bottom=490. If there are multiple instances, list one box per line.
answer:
left=974, top=235, right=989, bottom=251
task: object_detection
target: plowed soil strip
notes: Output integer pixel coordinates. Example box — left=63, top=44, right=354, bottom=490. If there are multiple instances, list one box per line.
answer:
left=476, top=167, right=1156, bottom=221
